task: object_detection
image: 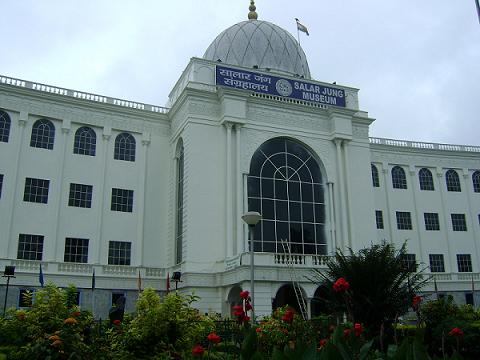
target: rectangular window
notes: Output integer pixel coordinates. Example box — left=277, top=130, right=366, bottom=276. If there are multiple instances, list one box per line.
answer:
left=401, top=253, right=417, bottom=272
left=396, top=211, right=412, bottom=230
left=429, top=254, right=445, bottom=273
left=18, top=289, right=34, bottom=308
left=451, top=214, right=467, bottom=231
left=465, top=293, right=474, bottom=305
left=23, top=177, right=50, bottom=204
left=457, top=254, right=472, bottom=272
left=424, top=212, right=440, bottom=231
left=111, top=188, right=134, bottom=212
left=111, top=292, right=126, bottom=307
left=68, top=183, right=93, bottom=208
left=108, top=241, right=131, bottom=265
left=17, top=234, right=44, bottom=260
left=0, top=173, right=3, bottom=199
left=64, top=238, right=89, bottom=263
left=375, top=210, right=384, bottom=229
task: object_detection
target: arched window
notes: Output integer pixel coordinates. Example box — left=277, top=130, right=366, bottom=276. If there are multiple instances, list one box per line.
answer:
left=0, top=110, right=11, bottom=143
left=114, top=133, right=136, bottom=161
left=30, top=119, right=55, bottom=149
left=391, top=166, right=407, bottom=189
left=175, top=142, right=184, bottom=264
left=371, top=164, right=380, bottom=187
left=445, top=169, right=461, bottom=192
left=73, top=126, right=96, bottom=156
left=472, top=171, right=480, bottom=193
left=247, top=138, right=326, bottom=255
left=418, top=168, right=434, bottom=191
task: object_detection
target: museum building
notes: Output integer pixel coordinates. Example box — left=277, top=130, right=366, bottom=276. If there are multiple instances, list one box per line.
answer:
left=1, top=3, right=479, bottom=317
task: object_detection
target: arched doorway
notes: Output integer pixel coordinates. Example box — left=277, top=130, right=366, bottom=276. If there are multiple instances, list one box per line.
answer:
left=227, top=285, right=243, bottom=317
left=311, top=285, right=329, bottom=318
left=273, top=283, right=306, bottom=314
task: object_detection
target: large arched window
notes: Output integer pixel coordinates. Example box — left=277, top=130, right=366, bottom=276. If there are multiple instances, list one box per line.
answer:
left=30, top=119, right=55, bottom=150
left=418, top=168, right=434, bottom=191
left=0, top=110, right=11, bottom=143
left=175, top=142, right=184, bottom=264
left=114, top=132, right=136, bottom=161
left=73, top=126, right=96, bottom=156
left=445, top=169, right=461, bottom=192
left=391, top=166, right=407, bottom=189
left=472, top=171, right=480, bottom=193
left=371, top=164, right=380, bottom=187
left=247, top=138, right=326, bottom=255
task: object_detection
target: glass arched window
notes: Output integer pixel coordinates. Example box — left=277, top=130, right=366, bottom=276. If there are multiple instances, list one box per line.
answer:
left=247, top=138, right=326, bottom=255
left=445, top=169, right=461, bottom=192
left=73, top=126, right=96, bottom=156
left=114, top=133, right=136, bottom=161
left=419, top=168, right=434, bottom=191
left=0, top=110, right=11, bottom=143
left=472, top=171, right=480, bottom=193
left=175, top=142, right=184, bottom=264
left=30, top=119, right=55, bottom=150
left=371, top=164, right=380, bottom=187
left=391, top=166, right=407, bottom=189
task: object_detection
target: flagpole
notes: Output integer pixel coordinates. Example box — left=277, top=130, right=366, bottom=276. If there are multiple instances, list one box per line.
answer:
left=297, top=25, right=301, bottom=46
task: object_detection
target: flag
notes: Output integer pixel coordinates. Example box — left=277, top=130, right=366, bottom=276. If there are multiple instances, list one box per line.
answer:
left=39, top=264, right=44, bottom=287
left=91, top=269, right=96, bottom=290
left=166, top=272, right=170, bottom=293
left=472, top=275, right=475, bottom=293
left=137, top=271, right=142, bottom=292
left=476, top=0, right=480, bottom=24
left=295, top=18, right=309, bottom=36
left=433, top=277, right=438, bottom=297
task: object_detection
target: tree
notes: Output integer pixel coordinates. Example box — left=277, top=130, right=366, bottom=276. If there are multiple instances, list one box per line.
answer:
left=311, top=242, right=426, bottom=335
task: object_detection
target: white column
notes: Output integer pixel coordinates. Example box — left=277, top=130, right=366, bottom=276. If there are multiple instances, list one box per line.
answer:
left=409, top=167, right=425, bottom=264
left=342, top=141, right=353, bottom=249
left=334, top=139, right=348, bottom=250
left=225, top=123, right=233, bottom=258
left=463, top=170, right=480, bottom=271
left=327, top=182, right=337, bottom=253
left=95, top=130, right=111, bottom=264
left=235, top=124, right=243, bottom=256
left=7, top=112, right=28, bottom=258
left=381, top=166, right=394, bottom=242
left=53, top=124, right=70, bottom=261
left=136, top=134, right=150, bottom=266
left=436, top=168, right=454, bottom=272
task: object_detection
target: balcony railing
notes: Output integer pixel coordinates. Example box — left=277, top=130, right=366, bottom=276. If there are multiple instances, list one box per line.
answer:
left=369, top=137, right=480, bottom=153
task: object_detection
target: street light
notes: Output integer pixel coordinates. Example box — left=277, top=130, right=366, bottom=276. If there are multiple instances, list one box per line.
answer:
left=241, top=211, right=261, bottom=323
left=2, top=265, right=15, bottom=317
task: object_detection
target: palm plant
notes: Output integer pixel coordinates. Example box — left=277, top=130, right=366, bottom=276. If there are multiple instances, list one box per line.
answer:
left=310, top=242, right=427, bottom=335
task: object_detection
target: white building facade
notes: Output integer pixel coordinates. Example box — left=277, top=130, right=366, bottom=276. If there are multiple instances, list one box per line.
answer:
left=1, top=8, right=479, bottom=318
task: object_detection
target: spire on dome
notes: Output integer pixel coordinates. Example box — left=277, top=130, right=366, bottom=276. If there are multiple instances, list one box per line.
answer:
left=248, top=0, right=258, bottom=20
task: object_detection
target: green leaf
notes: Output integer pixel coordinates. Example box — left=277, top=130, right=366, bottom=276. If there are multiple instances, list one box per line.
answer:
left=359, top=339, right=374, bottom=360
left=319, top=342, right=344, bottom=360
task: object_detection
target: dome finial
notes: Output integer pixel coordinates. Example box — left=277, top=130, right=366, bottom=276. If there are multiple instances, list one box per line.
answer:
left=248, top=0, right=258, bottom=20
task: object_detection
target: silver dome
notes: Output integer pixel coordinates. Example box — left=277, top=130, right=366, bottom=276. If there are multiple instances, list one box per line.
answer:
left=204, top=20, right=311, bottom=79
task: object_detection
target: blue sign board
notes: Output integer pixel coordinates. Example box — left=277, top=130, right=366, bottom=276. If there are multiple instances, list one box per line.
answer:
left=215, top=65, right=346, bottom=108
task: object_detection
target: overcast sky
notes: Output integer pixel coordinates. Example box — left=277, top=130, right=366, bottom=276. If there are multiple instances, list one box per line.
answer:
left=1, top=1, right=479, bottom=145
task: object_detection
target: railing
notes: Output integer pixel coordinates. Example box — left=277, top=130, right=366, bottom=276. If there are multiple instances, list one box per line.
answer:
left=369, top=137, right=480, bottom=153
left=0, top=74, right=169, bottom=114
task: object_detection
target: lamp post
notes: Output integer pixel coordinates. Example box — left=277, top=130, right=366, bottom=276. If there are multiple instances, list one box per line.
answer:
left=241, top=211, right=261, bottom=323
left=2, top=266, right=15, bottom=317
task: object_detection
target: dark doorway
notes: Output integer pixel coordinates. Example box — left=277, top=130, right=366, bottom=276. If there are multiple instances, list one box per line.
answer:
left=311, top=285, right=329, bottom=318
left=273, top=283, right=305, bottom=314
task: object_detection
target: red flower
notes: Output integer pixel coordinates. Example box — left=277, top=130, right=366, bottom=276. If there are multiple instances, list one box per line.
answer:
left=245, top=303, right=253, bottom=311
left=333, top=278, right=350, bottom=293
left=256, top=327, right=262, bottom=333
left=354, top=323, right=363, bottom=337
left=113, top=319, right=121, bottom=326
left=319, top=338, right=328, bottom=349
left=207, top=332, right=221, bottom=344
left=192, top=344, right=205, bottom=357
left=343, top=328, right=351, bottom=338
left=240, top=290, right=250, bottom=299
left=281, top=309, right=295, bottom=323
left=71, top=311, right=81, bottom=317
left=243, top=315, right=251, bottom=323
left=412, top=295, right=422, bottom=309
left=64, top=317, right=77, bottom=325
left=448, top=327, right=464, bottom=337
